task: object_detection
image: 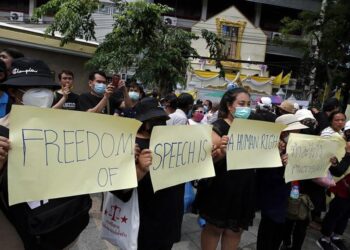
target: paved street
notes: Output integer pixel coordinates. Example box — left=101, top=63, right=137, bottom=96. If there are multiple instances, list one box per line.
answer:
left=71, top=193, right=350, bottom=250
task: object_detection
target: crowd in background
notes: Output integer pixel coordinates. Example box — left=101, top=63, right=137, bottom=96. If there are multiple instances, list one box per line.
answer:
left=0, top=48, right=350, bottom=250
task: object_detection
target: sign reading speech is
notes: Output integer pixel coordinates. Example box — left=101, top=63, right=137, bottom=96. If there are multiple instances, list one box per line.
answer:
left=149, top=125, right=215, bottom=192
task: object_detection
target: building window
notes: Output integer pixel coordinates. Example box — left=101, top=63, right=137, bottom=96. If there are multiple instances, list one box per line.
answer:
left=221, top=25, right=239, bottom=59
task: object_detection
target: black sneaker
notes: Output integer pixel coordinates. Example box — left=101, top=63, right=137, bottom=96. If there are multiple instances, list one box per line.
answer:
left=317, top=238, right=334, bottom=250
left=331, top=237, right=348, bottom=250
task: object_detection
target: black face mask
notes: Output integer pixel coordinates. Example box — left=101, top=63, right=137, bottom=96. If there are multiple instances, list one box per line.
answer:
left=146, top=119, right=167, bottom=134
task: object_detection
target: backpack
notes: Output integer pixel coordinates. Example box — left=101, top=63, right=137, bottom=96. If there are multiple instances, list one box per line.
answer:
left=0, top=164, right=91, bottom=250
left=0, top=124, right=92, bottom=249
left=286, top=194, right=314, bottom=221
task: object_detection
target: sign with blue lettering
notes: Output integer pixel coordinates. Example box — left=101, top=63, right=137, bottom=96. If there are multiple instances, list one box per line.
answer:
left=226, top=119, right=286, bottom=170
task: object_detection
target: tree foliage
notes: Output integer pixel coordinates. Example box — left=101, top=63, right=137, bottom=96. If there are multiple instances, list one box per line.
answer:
left=33, top=0, right=99, bottom=46
left=278, top=0, right=350, bottom=93
left=201, top=29, right=226, bottom=78
left=35, top=0, right=198, bottom=95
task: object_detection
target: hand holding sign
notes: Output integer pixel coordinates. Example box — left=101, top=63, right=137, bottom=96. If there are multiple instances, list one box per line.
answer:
left=0, top=136, right=10, bottom=172
left=137, top=149, right=152, bottom=181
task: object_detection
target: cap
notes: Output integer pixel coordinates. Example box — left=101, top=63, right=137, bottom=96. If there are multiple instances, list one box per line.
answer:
left=2, top=57, right=60, bottom=89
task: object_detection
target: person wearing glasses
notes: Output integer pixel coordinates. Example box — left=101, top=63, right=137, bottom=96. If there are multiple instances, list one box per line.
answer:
left=188, top=104, right=205, bottom=125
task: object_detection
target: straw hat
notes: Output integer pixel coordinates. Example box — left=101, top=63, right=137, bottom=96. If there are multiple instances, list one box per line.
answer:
left=275, top=114, right=308, bottom=131
left=277, top=100, right=296, bottom=114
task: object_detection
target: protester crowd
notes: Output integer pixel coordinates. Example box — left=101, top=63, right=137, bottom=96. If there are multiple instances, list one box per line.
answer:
left=0, top=48, right=350, bottom=250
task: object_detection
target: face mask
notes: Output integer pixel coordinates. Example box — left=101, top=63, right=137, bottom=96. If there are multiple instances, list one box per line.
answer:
left=146, top=119, right=166, bottom=134
left=93, top=82, right=106, bottom=95
left=203, top=105, right=208, bottom=113
left=193, top=112, right=204, bottom=122
left=282, top=135, right=289, bottom=143
left=234, top=107, right=251, bottom=119
left=21, top=88, right=54, bottom=108
left=128, top=91, right=140, bottom=101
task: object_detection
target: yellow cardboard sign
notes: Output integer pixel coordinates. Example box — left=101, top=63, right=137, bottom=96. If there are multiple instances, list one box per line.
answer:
left=285, top=133, right=346, bottom=183
left=149, top=125, right=215, bottom=192
left=226, top=119, right=286, bottom=170
left=8, top=105, right=141, bottom=205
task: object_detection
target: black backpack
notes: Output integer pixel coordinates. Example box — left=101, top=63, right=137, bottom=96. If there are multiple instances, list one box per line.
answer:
left=0, top=171, right=92, bottom=250
left=0, top=125, right=92, bottom=250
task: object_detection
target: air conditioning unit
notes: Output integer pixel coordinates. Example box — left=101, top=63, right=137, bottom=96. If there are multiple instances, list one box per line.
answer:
left=164, top=16, right=177, bottom=26
left=10, top=12, right=24, bottom=22
left=271, top=32, right=281, bottom=40
left=37, top=16, right=44, bottom=24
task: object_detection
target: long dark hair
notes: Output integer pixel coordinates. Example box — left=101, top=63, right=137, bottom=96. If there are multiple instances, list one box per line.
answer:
left=218, top=88, right=249, bottom=119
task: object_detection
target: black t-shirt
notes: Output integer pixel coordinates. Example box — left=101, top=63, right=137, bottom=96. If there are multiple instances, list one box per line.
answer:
left=78, top=92, right=115, bottom=114
left=52, top=91, right=80, bottom=110
left=110, top=89, right=124, bottom=111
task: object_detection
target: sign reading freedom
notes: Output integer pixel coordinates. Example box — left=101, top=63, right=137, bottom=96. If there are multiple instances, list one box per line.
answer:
left=149, top=125, right=215, bottom=192
left=285, top=133, right=346, bottom=183
left=8, top=105, right=141, bottom=205
left=226, top=119, right=286, bottom=170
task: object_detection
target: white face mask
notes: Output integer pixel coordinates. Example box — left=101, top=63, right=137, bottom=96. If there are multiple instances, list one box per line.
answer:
left=21, top=88, right=54, bottom=108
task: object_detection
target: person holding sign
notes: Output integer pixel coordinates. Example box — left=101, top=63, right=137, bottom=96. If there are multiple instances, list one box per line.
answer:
left=0, top=58, right=92, bottom=250
left=196, top=88, right=256, bottom=250
left=114, top=97, right=184, bottom=250
left=256, top=114, right=307, bottom=250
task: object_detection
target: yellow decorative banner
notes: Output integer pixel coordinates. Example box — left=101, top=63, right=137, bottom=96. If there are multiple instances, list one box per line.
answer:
left=149, top=125, right=215, bottom=192
left=227, top=119, right=286, bottom=170
left=285, top=133, right=346, bottom=183
left=8, top=105, right=141, bottom=205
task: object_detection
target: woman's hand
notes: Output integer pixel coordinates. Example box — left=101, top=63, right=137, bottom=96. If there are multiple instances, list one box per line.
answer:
left=136, top=149, right=152, bottom=181
left=329, top=156, right=338, bottom=167
left=278, top=139, right=287, bottom=154
left=0, top=136, right=10, bottom=173
left=220, top=135, right=229, bottom=154
left=281, top=154, right=288, bottom=166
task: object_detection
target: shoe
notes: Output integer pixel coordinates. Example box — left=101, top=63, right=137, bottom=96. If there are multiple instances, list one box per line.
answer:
left=317, top=238, right=334, bottom=250
left=331, top=237, right=348, bottom=250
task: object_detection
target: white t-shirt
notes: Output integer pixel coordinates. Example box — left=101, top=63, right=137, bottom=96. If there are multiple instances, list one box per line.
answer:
left=321, top=126, right=344, bottom=137
left=166, top=109, right=188, bottom=125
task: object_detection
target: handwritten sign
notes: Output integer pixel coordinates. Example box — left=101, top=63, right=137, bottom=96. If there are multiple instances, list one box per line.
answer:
left=8, top=105, right=141, bottom=205
left=149, top=125, right=215, bottom=192
left=285, top=133, right=346, bottom=183
left=226, top=119, right=286, bottom=170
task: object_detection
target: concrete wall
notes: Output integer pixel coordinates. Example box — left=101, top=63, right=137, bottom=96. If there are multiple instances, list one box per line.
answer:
left=0, top=43, right=91, bottom=94
left=190, top=5, right=267, bottom=75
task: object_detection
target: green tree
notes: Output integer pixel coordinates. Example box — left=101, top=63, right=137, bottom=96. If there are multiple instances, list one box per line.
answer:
left=35, top=0, right=198, bottom=96
left=34, top=0, right=99, bottom=46
left=201, top=29, right=226, bottom=78
left=277, top=0, right=350, bottom=98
